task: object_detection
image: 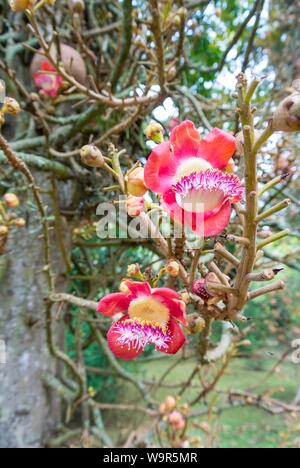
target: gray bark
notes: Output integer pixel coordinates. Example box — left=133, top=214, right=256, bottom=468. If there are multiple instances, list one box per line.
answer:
left=0, top=175, right=73, bottom=448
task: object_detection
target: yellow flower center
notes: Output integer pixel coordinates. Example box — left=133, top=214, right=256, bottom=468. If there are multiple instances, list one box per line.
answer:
left=128, top=297, right=170, bottom=330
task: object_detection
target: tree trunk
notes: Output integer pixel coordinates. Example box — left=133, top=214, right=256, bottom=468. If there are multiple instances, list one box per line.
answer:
left=0, top=174, right=72, bottom=448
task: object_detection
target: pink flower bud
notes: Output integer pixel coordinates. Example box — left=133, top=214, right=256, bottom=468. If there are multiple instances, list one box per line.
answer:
left=192, top=273, right=222, bottom=302
left=271, top=92, right=300, bottom=133
left=127, top=167, right=147, bottom=197
left=80, top=145, right=105, bottom=168
left=126, top=196, right=145, bottom=217
left=14, top=218, right=26, bottom=228
left=3, top=193, right=20, bottom=208
left=169, top=411, right=186, bottom=430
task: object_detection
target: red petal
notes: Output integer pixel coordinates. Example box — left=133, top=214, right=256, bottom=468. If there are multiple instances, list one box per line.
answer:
left=41, top=61, right=56, bottom=72
left=97, top=292, right=131, bottom=316
left=170, top=120, right=202, bottom=159
left=152, top=287, right=181, bottom=300
left=162, top=190, right=232, bottom=237
left=159, top=318, right=186, bottom=355
left=107, top=316, right=143, bottom=360
left=144, top=142, right=177, bottom=193
left=203, top=200, right=232, bottom=237
left=152, top=293, right=188, bottom=326
left=124, top=281, right=151, bottom=298
left=197, top=128, right=237, bottom=169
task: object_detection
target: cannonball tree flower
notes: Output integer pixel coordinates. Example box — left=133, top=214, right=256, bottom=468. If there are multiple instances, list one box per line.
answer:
left=97, top=281, right=187, bottom=360
left=144, top=121, right=244, bottom=237
left=33, top=62, right=63, bottom=98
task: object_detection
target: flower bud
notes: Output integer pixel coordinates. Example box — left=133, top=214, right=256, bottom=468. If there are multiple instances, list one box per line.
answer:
left=0, top=226, right=9, bottom=236
left=80, top=145, right=105, bottom=168
left=3, top=193, right=20, bottom=208
left=14, top=218, right=26, bottom=228
left=127, top=263, right=141, bottom=278
left=169, top=411, right=186, bottom=430
left=145, top=122, right=164, bottom=144
left=127, top=167, right=147, bottom=197
left=159, top=403, right=167, bottom=415
left=2, top=97, right=21, bottom=116
left=164, top=396, right=177, bottom=412
left=168, top=411, right=182, bottom=425
left=9, top=0, right=32, bottom=11
left=181, top=403, right=190, bottom=416
left=126, top=195, right=145, bottom=217
left=271, top=92, right=300, bottom=133
left=192, top=273, right=222, bottom=302
left=188, top=316, right=206, bottom=334
left=173, top=15, right=182, bottom=26
left=69, top=0, right=85, bottom=14
left=165, top=260, right=180, bottom=278
left=166, top=66, right=177, bottom=82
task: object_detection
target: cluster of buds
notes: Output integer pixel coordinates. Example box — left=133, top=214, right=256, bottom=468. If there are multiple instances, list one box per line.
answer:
left=0, top=193, right=25, bottom=255
left=0, top=96, right=21, bottom=126
left=159, top=396, right=201, bottom=447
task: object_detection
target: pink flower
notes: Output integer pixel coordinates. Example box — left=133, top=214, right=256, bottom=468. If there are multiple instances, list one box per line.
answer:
left=97, top=281, right=187, bottom=360
left=33, top=61, right=63, bottom=98
left=144, top=121, right=244, bottom=237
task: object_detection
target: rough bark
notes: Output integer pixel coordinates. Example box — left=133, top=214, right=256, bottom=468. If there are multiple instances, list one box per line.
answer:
left=0, top=174, right=73, bottom=448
